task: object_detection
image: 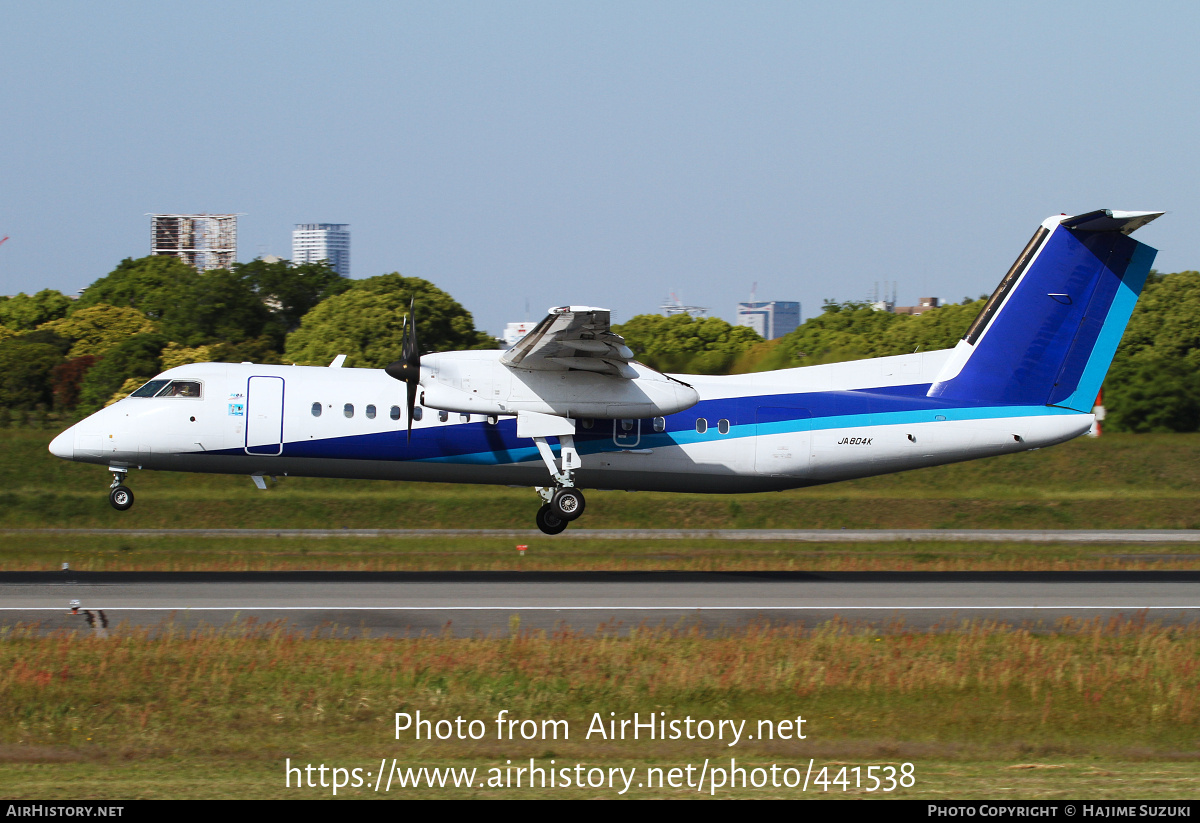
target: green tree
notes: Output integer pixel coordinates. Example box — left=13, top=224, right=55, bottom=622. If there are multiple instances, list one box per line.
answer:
left=76, top=257, right=272, bottom=348
left=234, top=258, right=352, bottom=339
left=0, top=289, right=72, bottom=330
left=1104, top=351, right=1200, bottom=433
left=166, top=267, right=272, bottom=347
left=76, top=333, right=168, bottom=412
left=1105, top=271, right=1200, bottom=432
left=876, top=299, right=985, bottom=356
left=756, top=302, right=902, bottom=369
left=612, top=314, right=764, bottom=374
left=1111, top=271, right=1200, bottom=368
left=0, top=338, right=65, bottom=408
left=283, top=273, right=496, bottom=368
left=75, top=256, right=192, bottom=318
left=51, top=355, right=98, bottom=410
left=40, top=304, right=157, bottom=358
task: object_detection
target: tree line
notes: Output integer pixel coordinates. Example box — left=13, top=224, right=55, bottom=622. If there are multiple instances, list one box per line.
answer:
left=2, top=256, right=1196, bottom=433
left=612, top=271, right=1200, bottom=433
left=0, top=256, right=494, bottom=416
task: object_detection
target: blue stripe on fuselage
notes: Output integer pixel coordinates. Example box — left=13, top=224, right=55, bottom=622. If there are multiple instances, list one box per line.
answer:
left=201, top=385, right=1083, bottom=466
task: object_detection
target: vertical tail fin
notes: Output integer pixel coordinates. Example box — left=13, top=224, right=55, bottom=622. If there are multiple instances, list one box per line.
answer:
left=929, top=209, right=1162, bottom=411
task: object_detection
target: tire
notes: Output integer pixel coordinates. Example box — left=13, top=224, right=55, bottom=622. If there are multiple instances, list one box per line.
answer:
left=109, top=485, right=134, bottom=511
left=551, top=487, right=585, bottom=521
left=536, top=504, right=568, bottom=535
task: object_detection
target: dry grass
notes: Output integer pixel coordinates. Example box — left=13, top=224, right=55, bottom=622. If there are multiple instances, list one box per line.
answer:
left=5, top=534, right=1200, bottom=572
left=4, top=617, right=1198, bottom=797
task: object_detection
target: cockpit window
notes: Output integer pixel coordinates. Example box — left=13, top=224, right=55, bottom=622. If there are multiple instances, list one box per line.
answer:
left=155, top=380, right=202, bottom=398
left=130, top=380, right=170, bottom=398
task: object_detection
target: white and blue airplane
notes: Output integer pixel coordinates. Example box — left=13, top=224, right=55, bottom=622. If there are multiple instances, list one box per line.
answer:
left=49, top=209, right=1162, bottom=534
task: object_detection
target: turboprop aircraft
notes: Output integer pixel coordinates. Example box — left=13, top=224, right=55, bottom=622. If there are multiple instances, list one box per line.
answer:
left=49, top=209, right=1162, bottom=534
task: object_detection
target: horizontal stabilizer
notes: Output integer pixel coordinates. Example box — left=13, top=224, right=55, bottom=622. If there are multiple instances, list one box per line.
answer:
left=1059, top=209, right=1164, bottom=234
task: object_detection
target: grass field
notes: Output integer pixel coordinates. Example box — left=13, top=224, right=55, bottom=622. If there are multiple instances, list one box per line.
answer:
left=4, top=534, right=1200, bottom=572
left=3, top=428, right=1200, bottom=534
left=3, top=427, right=1199, bottom=798
left=2, top=617, right=1198, bottom=799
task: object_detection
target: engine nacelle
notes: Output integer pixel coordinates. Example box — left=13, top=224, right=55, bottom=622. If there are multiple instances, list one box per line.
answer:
left=418, top=351, right=699, bottom=420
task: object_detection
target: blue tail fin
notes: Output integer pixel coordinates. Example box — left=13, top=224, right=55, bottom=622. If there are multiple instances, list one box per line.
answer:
left=929, top=209, right=1162, bottom=411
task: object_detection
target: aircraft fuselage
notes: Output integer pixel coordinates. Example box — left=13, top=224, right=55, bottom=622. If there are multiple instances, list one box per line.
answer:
left=49, top=353, right=1092, bottom=495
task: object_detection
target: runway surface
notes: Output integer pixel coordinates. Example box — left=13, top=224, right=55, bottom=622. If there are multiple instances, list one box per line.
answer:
left=5, top=528, right=1200, bottom=542
left=3, top=571, right=1199, bottom=635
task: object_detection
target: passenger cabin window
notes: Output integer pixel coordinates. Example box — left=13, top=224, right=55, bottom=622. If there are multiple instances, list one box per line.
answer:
left=580, top=419, right=594, bottom=430
left=366, top=404, right=377, bottom=419
left=344, top=403, right=354, bottom=418
left=390, top=406, right=401, bottom=421
left=695, top=418, right=708, bottom=434
left=438, top=410, right=449, bottom=423
left=311, top=402, right=322, bottom=417
left=717, top=419, right=730, bottom=435
left=620, top=419, right=634, bottom=432
left=131, top=380, right=170, bottom=398
left=653, top=417, right=666, bottom=433
left=460, top=413, right=470, bottom=423
left=413, top=407, right=423, bottom=421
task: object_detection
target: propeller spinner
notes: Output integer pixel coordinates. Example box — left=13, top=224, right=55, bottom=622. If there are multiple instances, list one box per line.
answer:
left=384, top=299, right=421, bottom=442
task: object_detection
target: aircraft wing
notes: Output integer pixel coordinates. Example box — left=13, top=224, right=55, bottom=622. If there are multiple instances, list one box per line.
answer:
left=499, top=306, right=637, bottom=378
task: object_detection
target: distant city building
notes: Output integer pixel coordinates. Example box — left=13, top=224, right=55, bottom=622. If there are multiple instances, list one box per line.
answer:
left=892, top=297, right=940, bottom=316
left=292, top=224, right=350, bottom=276
left=150, top=214, right=238, bottom=271
left=503, top=321, right=536, bottom=348
left=736, top=300, right=800, bottom=339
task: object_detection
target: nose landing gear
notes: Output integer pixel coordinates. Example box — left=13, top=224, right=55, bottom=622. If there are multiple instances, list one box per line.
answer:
left=108, top=467, right=134, bottom=511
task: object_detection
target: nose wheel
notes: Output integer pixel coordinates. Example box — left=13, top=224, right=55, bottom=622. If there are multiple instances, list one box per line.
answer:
left=109, top=485, right=134, bottom=511
left=108, top=467, right=134, bottom=511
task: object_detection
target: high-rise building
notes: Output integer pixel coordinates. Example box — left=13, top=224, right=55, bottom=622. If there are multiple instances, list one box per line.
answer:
left=292, top=224, right=350, bottom=276
left=150, top=214, right=238, bottom=271
left=736, top=300, right=801, bottom=339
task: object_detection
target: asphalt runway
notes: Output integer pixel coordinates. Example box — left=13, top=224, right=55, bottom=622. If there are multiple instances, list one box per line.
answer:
left=3, top=570, right=1199, bottom=635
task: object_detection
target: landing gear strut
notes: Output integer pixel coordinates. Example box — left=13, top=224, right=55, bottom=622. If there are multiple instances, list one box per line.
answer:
left=531, top=433, right=586, bottom=534
left=108, top=467, right=134, bottom=511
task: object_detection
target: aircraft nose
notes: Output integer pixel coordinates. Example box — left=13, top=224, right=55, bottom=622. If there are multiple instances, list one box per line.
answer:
left=49, top=426, right=75, bottom=460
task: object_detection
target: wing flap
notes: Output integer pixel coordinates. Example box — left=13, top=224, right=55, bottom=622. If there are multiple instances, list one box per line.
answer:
left=500, top=306, right=636, bottom=377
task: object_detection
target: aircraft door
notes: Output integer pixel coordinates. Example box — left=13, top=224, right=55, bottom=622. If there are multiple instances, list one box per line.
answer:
left=754, top=407, right=812, bottom=475
left=613, top=418, right=641, bottom=448
left=245, top=376, right=285, bottom=455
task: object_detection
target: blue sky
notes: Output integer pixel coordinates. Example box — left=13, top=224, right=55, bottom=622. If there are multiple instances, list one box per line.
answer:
left=2, top=2, right=1197, bottom=338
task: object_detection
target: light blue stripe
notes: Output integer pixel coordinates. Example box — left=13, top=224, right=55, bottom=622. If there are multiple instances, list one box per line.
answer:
left=1055, top=241, right=1156, bottom=413
left=415, top=404, right=1083, bottom=466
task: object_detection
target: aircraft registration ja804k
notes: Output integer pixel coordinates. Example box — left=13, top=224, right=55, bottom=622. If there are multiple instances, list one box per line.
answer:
left=50, top=209, right=1162, bottom=534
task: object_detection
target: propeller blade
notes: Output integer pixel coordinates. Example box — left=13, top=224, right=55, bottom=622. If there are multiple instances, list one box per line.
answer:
left=383, top=297, right=422, bottom=444
left=406, top=380, right=418, bottom=443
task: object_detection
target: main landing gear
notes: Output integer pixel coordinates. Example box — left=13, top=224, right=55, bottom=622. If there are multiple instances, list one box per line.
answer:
left=108, top=467, right=134, bottom=511
left=530, top=434, right=587, bottom=535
